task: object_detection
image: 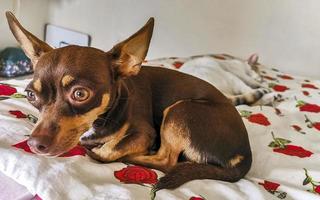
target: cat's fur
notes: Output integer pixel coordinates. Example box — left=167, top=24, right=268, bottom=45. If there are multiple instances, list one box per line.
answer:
left=180, top=54, right=270, bottom=105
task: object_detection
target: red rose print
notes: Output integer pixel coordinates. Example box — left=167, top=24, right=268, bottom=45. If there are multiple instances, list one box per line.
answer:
left=291, top=125, right=305, bottom=134
left=13, top=140, right=32, bottom=153
left=273, top=85, right=289, bottom=92
left=9, top=110, right=27, bottom=118
left=259, top=179, right=287, bottom=198
left=302, top=83, right=318, bottom=89
left=303, top=168, right=320, bottom=194
left=61, top=145, right=86, bottom=157
left=273, top=145, right=313, bottom=158
left=269, top=83, right=289, bottom=92
left=305, top=115, right=320, bottom=131
left=292, top=125, right=301, bottom=131
left=277, top=74, right=293, bottom=80
left=114, top=165, right=158, bottom=184
left=0, top=84, right=17, bottom=95
left=296, top=101, right=320, bottom=113
left=190, top=197, right=205, bottom=200
left=299, top=104, right=320, bottom=113
left=315, top=185, right=320, bottom=194
left=248, top=113, right=271, bottom=126
left=240, top=111, right=271, bottom=126
left=259, top=180, right=280, bottom=191
left=12, top=140, right=86, bottom=157
left=262, top=75, right=277, bottom=81
left=269, top=132, right=313, bottom=158
left=302, top=91, right=310, bottom=96
left=313, top=123, right=320, bottom=131
left=173, top=61, right=184, bottom=69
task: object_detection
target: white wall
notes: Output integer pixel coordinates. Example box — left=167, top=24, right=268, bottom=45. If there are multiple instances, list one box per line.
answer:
left=0, top=0, right=49, bottom=49
left=2, top=0, right=320, bottom=78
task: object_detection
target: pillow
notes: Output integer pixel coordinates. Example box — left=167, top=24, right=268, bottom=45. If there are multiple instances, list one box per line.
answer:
left=0, top=47, right=32, bottom=77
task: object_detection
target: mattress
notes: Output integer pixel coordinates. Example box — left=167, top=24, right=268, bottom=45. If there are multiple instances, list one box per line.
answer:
left=0, top=55, right=319, bottom=200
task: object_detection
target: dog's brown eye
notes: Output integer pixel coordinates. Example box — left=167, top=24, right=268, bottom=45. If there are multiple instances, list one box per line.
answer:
left=72, top=88, right=90, bottom=102
left=26, top=90, right=37, bottom=101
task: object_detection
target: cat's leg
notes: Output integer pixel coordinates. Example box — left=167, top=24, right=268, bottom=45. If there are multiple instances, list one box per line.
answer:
left=236, top=72, right=262, bottom=89
left=229, top=73, right=255, bottom=95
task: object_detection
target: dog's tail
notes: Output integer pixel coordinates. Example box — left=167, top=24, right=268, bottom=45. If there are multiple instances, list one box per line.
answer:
left=155, top=155, right=252, bottom=191
left=227, top=88, right=271, bottom=106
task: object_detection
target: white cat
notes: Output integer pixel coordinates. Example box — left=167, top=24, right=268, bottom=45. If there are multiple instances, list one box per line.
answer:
left=180, top=54, right=270, bottom=105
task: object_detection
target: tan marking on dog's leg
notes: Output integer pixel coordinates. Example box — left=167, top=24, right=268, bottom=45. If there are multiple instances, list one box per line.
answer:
left=166, top=104, right=205, bottom=163
left=125, top=100, right=187, bottom=172
left=126, top=122, right=186, bottom=172
left=183, top=144, right=206, bottom=163
left=33, top=79, right=42, bottom=92
left=61, top=75, right=75, bottom=87
left=228, top=155, right=244, bottom=167
left=88, top=124, right=153, bottom=163
left=89, top=123, right=130, bottom=162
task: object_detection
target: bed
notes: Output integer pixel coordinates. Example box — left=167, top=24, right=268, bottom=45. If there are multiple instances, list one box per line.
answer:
left=0, top=54, right=319, bottom=200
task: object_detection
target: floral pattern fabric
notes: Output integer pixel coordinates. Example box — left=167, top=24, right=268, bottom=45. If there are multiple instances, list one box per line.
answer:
left=0, top=55, right=319, bottom=200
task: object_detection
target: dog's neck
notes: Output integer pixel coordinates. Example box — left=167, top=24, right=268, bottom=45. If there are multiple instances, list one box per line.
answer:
left=90, top=80, right=130, bottom=139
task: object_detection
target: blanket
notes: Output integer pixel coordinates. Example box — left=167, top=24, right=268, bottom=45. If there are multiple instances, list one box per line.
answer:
left=0, top=55, right=319, bottom=200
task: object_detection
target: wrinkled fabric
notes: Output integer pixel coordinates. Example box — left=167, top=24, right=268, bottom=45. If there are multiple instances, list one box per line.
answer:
left=0, top=56, right=319, bottom=200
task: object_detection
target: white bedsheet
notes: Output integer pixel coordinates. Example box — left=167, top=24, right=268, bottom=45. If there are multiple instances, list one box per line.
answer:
left=0, top=171, right=33, bottom=200
left=0, top=56, right=319, bottom=200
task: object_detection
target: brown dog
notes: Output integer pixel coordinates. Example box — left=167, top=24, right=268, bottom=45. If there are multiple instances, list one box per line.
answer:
left=6, top=11, right=252, bottom=190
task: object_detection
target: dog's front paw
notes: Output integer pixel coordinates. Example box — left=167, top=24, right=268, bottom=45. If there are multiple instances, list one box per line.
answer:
left=87, top=145, right=120, bottom=163
left=86, top=147, right=107, bottom=162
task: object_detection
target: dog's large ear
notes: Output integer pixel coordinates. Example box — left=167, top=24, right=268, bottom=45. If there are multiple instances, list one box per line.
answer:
left=5, top=11, right=53, bottom=66
left=109, top=18, right=154, bottom=78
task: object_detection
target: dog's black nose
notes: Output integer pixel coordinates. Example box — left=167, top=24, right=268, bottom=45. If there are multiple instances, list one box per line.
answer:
left=27, top=136, right=50, bottom=154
